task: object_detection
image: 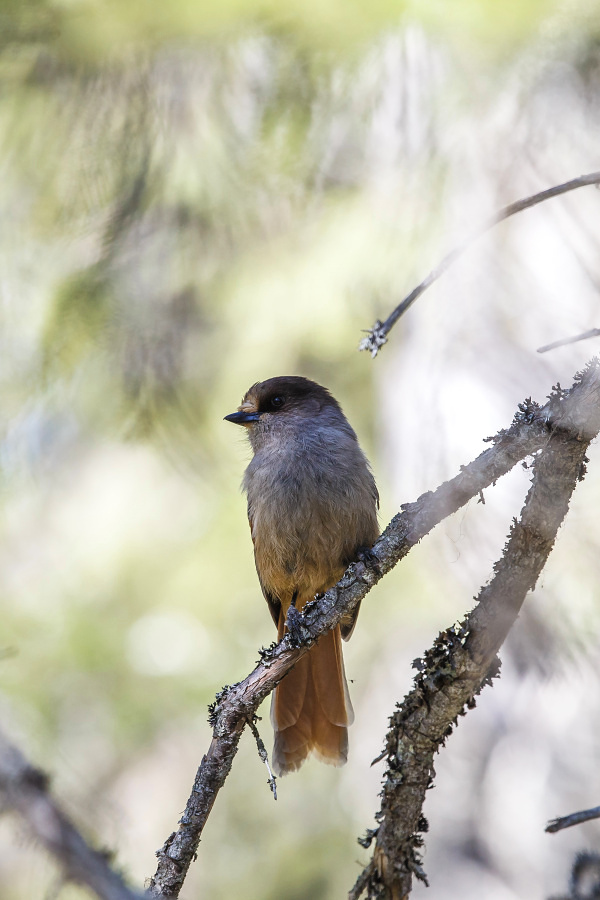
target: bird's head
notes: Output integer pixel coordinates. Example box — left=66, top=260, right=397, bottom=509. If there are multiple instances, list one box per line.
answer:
left=224, top=376, right=347, bottom=452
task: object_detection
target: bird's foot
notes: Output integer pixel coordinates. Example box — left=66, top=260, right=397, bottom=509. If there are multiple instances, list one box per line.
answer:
left=356, top=546, right=381, bottom=575
left=285, top=604, right=310, bottom=648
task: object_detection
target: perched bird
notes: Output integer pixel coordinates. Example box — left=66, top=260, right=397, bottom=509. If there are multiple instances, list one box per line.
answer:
left=225, top=376, right=379, bottom=775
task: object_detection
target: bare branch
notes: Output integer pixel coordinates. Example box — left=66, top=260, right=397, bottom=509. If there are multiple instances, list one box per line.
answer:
left=149, top=360, right=600, bottom=899
left=546, top=806, right=600, bottom=833
left=0, top=727, right=146, bottom=900
left=359, top=172, right=600, bottom=357
left=538, top=327, right=600, bottom=353
left=351, top=361, right=600, bottom=900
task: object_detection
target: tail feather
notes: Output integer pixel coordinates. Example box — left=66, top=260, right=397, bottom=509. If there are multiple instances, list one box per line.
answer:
left=312, top=626, right=354, bottom=727
left=271, top=619, right=352, bottom=776
left=271, top=653, right=309, bottom=731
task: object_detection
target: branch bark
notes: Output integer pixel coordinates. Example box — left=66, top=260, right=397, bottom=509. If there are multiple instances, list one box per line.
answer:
left=546, top=806, right=600, bottom=833
left=0, top=727, right=146, bottom=900
left=359, top=171, right=600, bottom=357
left=538, top=327, right=600, bottom=353
left=149, top=360, right=600, bottom=899
left=351, top=362, right=600, bottom=900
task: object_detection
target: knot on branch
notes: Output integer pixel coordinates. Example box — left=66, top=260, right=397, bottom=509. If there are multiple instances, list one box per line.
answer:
left=156, top=831, right=176, bottom=851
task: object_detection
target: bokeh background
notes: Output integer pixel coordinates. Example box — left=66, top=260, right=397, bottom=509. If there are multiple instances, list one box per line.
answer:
left=1, top=1, right=600, bottom=898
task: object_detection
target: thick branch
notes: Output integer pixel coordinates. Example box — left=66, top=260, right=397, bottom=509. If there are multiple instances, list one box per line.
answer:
left=359, top=171, right=600, bottom=357
left=351, top=363, right=600, bottom=900
left=149, top=360, right=600, bottom=899
left=0, top=727, right=145, bottom=900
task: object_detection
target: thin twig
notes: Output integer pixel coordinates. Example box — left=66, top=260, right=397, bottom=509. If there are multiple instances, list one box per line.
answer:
left=359, top=171, right=600, bottom=357
left=149, top=360, right=600, bottom=899
left=546, top=805, right=600, bottom=833
left=350, top=360, right=600, bottom=900
left=538, top=328, right=600, bottom=353
left=0, top=727, right=146, bottom=900
left=247, top=717, right=277, bottom=801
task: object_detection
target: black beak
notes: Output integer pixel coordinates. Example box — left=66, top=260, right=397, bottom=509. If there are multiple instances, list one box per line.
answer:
left=224, top=410, right=260, bottom=425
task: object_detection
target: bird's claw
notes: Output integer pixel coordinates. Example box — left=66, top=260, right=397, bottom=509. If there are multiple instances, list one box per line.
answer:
left=356, top=546, right=381, bottom=575
left=285, top=605, right=307, bottom=647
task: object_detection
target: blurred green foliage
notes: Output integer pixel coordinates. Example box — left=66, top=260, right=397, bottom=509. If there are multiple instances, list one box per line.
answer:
left=0, top=0, right=568, bottom=63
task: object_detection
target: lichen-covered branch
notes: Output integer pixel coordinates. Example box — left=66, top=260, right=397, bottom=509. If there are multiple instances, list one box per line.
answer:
left=149, top=360, right=600, bottom=899
left=359, top=171, right=600, bottom=357
left=0, top=727, right=145, bottom=900
left=351, top=361, right=600, bottom=900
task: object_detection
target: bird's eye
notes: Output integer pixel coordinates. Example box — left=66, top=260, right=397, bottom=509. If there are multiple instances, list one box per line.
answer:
left=269, top=395, right=285, bottom=410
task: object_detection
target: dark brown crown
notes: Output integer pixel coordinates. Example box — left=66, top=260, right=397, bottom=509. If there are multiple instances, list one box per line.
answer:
left=242, top=376, right=342, bottom=416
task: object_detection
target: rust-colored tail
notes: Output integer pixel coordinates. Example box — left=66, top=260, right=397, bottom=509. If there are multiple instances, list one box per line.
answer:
left=271, top=618, right=354, bottom=776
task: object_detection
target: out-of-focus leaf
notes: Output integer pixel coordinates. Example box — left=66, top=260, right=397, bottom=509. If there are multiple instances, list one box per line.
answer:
left=42, top=267, right=110, bottom=374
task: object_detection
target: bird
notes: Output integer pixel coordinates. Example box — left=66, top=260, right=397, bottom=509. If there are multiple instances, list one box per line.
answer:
left=225, top=376, right=379, bottom=775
